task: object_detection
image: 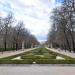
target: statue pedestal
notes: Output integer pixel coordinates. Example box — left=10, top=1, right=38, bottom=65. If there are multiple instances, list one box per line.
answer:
left=31, top=44, right=33, bottom=48
left=22, top=41, right=24, bottom=50
left=51, top=43, right=53, bottom=48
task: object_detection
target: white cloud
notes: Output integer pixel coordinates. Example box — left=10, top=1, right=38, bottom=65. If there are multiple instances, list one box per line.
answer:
left=0, top=0, right=60, bottom=42
left=0, top=11, right=6, bottom=17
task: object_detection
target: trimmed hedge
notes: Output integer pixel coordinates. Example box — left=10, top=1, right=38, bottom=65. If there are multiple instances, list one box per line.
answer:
left=35, top=59, right=75, bottom=64
left=47, top=49, right=74, bottom=60
left=21, top=54, right=34, bottom=60
left=21, top=54, right=57, bottom=60
left=44, top=54, right=56, bottom=59
left=0, top=48, right=75, bottom=64
left=0, top=59, right=33, bottom=64
left=0, top=59, right=75, bottom=64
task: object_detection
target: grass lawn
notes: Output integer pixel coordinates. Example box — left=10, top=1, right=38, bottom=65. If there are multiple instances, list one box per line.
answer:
left=0, top=48, right=75, bottom=64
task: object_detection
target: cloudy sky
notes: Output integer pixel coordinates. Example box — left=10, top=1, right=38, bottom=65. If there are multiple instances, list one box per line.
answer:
left=0, top=0, right=61, bottom=42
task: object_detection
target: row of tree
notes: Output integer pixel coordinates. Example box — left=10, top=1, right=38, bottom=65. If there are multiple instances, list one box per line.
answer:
left=0, top=13, right=39, bottom=51
left=47, top=0, right=75, bottom=52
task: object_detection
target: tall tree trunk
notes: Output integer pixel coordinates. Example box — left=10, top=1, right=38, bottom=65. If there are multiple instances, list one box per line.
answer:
left=63, top=30, right=71, bottom=51
left=4, top=25, right=8, bottom=51
left=4, top=39, right=6, bottom=51
left=16, top=42, right=18, bottom=51
left=69, top=30, right=75, bottom=52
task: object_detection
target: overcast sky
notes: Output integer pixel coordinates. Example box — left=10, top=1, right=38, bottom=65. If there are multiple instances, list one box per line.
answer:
left=0, top=0, right=61, bottom=42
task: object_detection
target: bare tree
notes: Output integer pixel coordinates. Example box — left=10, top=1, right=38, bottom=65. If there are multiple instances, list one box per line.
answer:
left=3, top=13, right=14, bottom=51
left=0, top=13, right=39, bottom=51
left=47, top=0, right=75, bottom=52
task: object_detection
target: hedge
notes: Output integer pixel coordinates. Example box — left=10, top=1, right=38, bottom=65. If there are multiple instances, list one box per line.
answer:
left=0, top=59, right=75, bottom=64
left=0, top=48, right=75, bottom=64
left=35, top=59, right=75, bottom=64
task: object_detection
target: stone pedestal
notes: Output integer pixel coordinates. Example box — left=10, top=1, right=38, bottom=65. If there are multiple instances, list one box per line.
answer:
left=31, top=43, right=33, bottom=48
left=22, top=41, right=24, bottom=50
left=51, top=43, right=53, bottom=48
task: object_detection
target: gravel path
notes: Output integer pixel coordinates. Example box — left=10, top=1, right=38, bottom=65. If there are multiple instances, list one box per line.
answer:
left=0, top=48, right=36, bottom=58
left=46, top=47, right=75, bottom=58
left=0, top=65, right=75, bottom=75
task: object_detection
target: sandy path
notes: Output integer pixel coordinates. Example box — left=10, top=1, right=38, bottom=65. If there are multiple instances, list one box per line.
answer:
left=0, top=48, right=36, bottom=58
left=46, top=47, right=75, bottom=58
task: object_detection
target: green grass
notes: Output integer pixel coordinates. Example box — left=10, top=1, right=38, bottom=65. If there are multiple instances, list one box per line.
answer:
left=0, top=48, right=75, bottom=64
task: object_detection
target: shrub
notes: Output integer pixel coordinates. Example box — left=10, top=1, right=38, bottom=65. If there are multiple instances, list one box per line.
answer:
left=0, top=59, right=33, bottom=64
left=44, top=55, right=56, bottom=59
left=0, top=48, right=75, bottom=64
left=21, top=54, right=34, bottom=60
left=35, top=59, right=75, bottom=64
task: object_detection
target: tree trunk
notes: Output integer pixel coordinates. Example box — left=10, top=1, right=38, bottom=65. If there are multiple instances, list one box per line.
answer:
left=4, top=40, right=6, bottom=51
left=69, top=30, right=75, bottom=52
left=63, top=30, right=71, bottom=51
left=16, top=43, right=18, bottom=51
